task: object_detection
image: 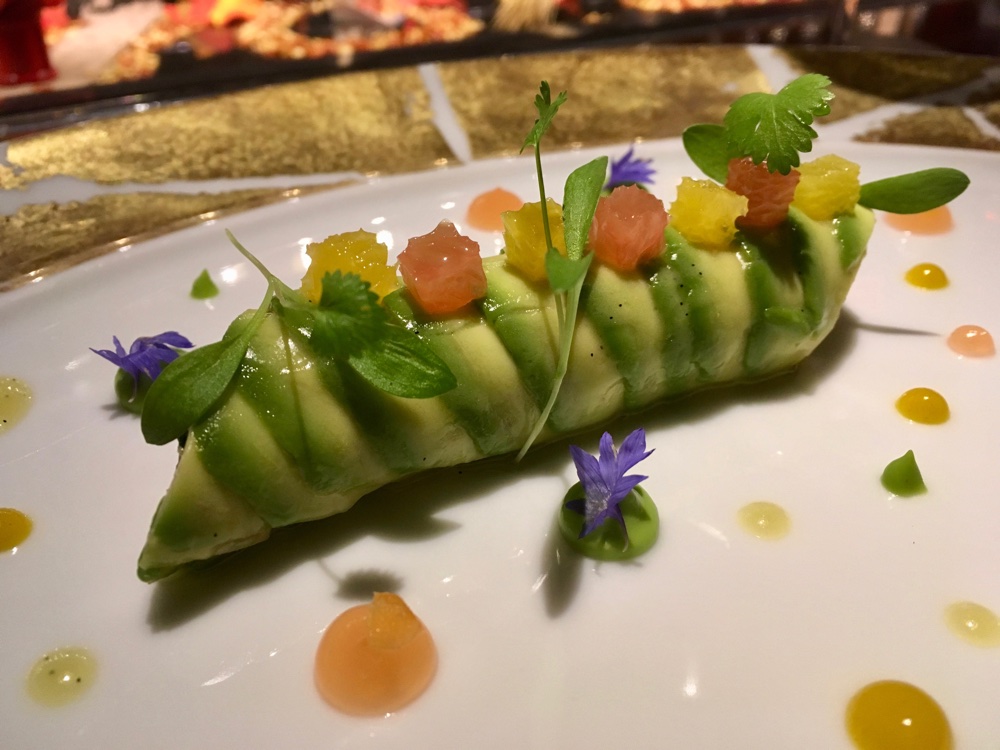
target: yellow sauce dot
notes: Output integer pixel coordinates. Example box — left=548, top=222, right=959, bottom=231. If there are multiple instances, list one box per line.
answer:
left=26, top=648, right=97, bottom=707
left=895, top=388, right=950, bottom=424
left=905, top=263, right=949, bottom=290
left=947, top=325, right=995, bottom=357
left=846, top=680, right=952, bottom=750
left=0, top=507, right=32, bottom=552
left=736, top=501, right=790, bottom=540
left=944, top=601, right=1000, bottom=647
left=0, top=376, right=33, bottom=435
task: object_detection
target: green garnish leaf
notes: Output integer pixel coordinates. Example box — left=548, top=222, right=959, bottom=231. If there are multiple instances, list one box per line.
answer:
left=859, top=168, right=970, bottom=214
left=724, top=74, right=834, bottom=175
left=561, top=156, right=608, bottom=261
left=546, top=250, right=593, bottom=294
left=681, top=123, right=731, bottom=183
left=521, top=81, right=567, bottom=154
left=190, top=269, right=219, bottom=300
left=348, top=326, right=457, bottom=398
left=311, top=271, right=388, bottom=358
left=141, top=307, right=266, bottom=445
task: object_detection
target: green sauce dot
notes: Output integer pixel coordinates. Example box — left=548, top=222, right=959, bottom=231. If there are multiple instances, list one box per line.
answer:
left=114, top=369, right=152, bottom=415
left=881, top=449, right=927, bottom=497
left=190, top=269, right=220, bottom=300
left=558, top=483, right=659, bottom=560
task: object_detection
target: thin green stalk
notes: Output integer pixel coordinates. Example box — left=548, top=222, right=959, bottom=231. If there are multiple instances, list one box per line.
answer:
left=515, top=275, right=584, bottom=462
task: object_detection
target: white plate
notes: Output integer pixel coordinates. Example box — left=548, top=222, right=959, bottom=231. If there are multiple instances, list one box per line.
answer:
left=2, top=141, right=998, bottom=749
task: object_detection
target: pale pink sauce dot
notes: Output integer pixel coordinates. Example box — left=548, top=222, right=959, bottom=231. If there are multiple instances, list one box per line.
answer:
left=947, top=325, right=995, bottom=357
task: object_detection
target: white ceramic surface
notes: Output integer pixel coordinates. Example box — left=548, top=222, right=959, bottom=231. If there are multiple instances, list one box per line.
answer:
left=2, top=142, right=998, bottom=749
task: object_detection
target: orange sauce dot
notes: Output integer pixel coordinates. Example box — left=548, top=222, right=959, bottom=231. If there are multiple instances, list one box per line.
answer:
left=315, top=592, right=437, bottom=716
left=884, top=206, right=954, bottom=234
left=947, top=325, right=995, bottom=357
left=466, top=187, right=523, bottom=232
left=0, top=507, right=32, bottom=552
left=896, top=387, right=950, bottom=424
left=846, top=680, right=952, bottom=750
left=905, top=263, right=949, bottom=290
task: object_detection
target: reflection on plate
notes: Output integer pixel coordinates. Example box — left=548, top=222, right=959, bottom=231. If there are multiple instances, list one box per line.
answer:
left=1, top=142, right=998, bottom=748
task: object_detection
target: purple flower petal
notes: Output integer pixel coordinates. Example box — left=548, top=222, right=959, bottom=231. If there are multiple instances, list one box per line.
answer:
left=605, top=147, right=656, bottom=190
left=564, top=428, right=654, bottom=545
left=91, top=331, right=195, bottom=396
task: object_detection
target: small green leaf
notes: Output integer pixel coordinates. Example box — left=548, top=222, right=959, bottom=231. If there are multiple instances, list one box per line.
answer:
left=521, top=81, right=567, bottom=154
left=859, top=168, right=970, bottom=214
left=348, top=326, right=457, bottom=398
left=681, top=124, right=731, bottom=183
left=561, top=156, right=608, bottom=261
left=546, top=250, right=593, bottom=293
left=190, top=269, right=219, bottom=300
left=724, top=73, right=833, bottom=174
left=141, top=332, right=253, bottom=445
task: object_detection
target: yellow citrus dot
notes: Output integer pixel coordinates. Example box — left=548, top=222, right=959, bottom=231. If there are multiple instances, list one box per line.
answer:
left=905, top=263, right=949, bottom=290
left=895, top=388, right=950, bottom=424
left=26, top=648, right=97, bottom=707
left=846, top=680, right=952, bottom=750
left=0, top=507, right=32, bottom=552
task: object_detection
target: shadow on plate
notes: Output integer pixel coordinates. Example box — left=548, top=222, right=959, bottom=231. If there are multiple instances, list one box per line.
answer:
left=147, top=308, right=869, bottom=630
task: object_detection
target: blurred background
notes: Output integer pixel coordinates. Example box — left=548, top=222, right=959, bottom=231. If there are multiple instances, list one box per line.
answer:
left=1, top=0, right=998, bottom=132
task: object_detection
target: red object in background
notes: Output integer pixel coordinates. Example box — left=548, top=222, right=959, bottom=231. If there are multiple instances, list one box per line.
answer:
left=0, top=0, right=58, bottom=85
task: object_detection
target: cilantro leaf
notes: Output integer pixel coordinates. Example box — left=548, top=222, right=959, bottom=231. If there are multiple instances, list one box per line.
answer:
left=348, top=326, right=457, bottom=398
left=859, top=168, right=970, bottom=214
left=681, top=123, right=731, bottom=183
left=311, top=271, right=388, bottom=358
left=724, top=74, right=834, bottom=175
left=521, top=81, right=567, bottom=154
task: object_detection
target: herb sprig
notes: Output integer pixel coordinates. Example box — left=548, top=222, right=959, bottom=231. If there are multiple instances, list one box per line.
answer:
left=682, top=74, right=969, bottom=213
left=140, top=232, right=456, bottom=445
left=516, top=82, right=607, bottom=460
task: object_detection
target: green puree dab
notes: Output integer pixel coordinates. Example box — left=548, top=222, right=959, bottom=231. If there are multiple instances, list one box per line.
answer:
left=190, top=269, right=220, bottom=299
left=559, top=484, right=659, bottom=560
left=881, top=450, right=927, bottom=496
left=559, top=428, right=659, bottom=560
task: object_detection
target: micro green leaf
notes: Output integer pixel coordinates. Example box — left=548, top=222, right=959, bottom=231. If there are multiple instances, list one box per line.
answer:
left=348, top=326, right=457, bottom=398
left=521, top=81, right=567, bottom=154
left=859, top=168, right=970, bottom=214
left=141, top=299, right=270, bottom=445
left=546, top=251, right=593, bottom=294
left=724, top=73, right=833, bottom=175
left=681, top=123, right=731, bottom=183
left=562, top=156, right=608, bottom=261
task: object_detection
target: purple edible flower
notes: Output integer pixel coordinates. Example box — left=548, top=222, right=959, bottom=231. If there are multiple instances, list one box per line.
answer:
left=605, top=146, right=655, bottom=191
left=91, top=332, right=194, bottom=395
left=565, top=428, right=654, bottom=543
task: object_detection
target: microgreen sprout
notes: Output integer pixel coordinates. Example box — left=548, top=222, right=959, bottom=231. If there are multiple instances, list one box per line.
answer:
left=515, top=82, right=606, bottom=460
left=682, top=74, right=969, bottom=212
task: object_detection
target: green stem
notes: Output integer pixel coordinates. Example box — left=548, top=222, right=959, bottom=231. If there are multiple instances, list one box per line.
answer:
left=535, top=146, right=554, bottom=254
left=515, top=276, right=584, bottom=462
